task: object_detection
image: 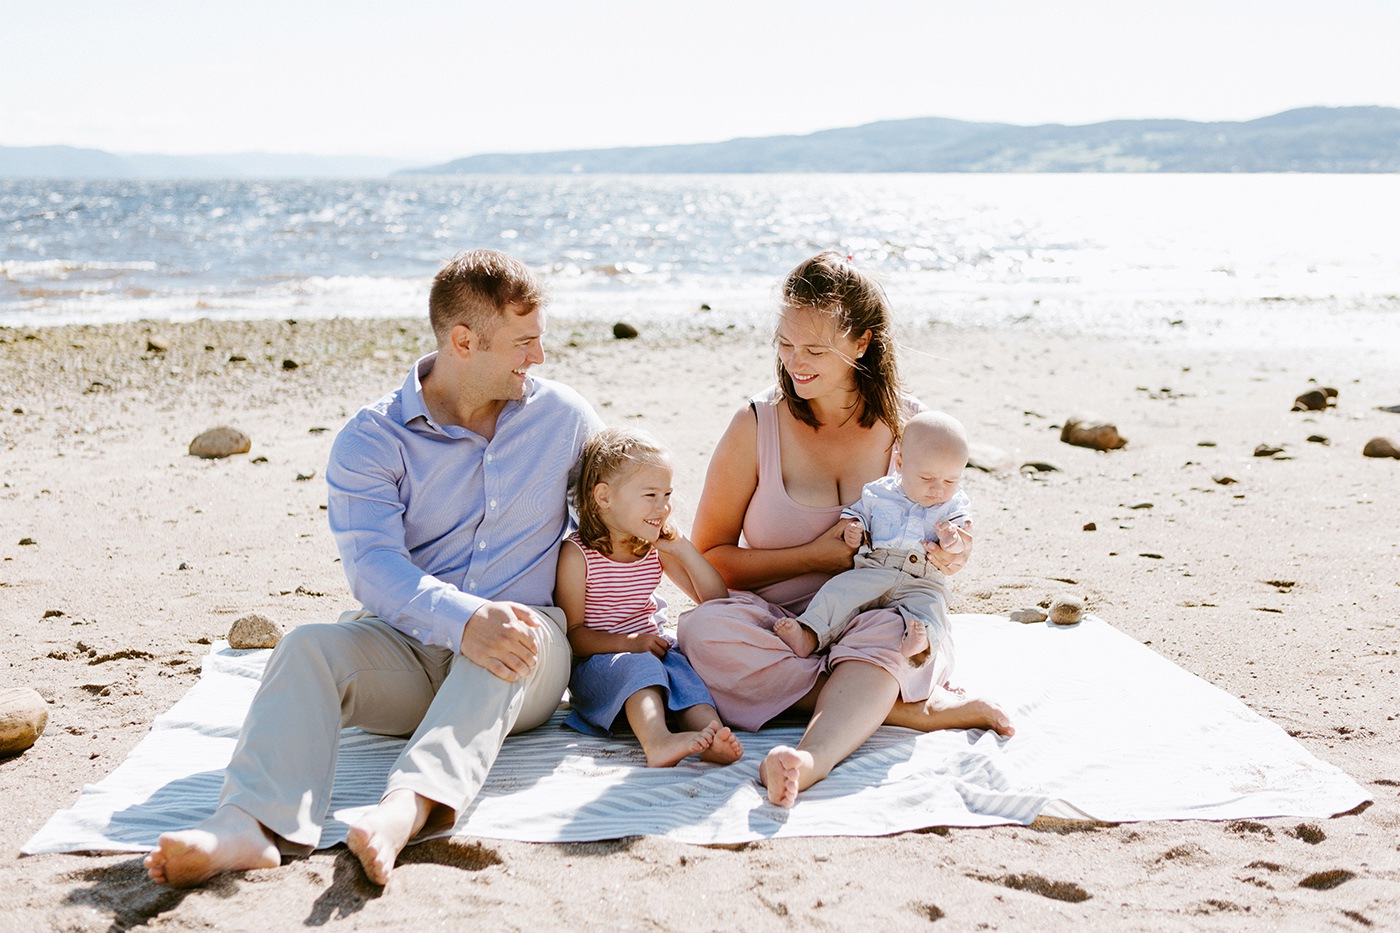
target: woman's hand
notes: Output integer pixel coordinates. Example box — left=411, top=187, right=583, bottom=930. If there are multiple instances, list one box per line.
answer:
left=923, top=521, right=974, bottom=575
left=810, top=518, right=862, bottom=575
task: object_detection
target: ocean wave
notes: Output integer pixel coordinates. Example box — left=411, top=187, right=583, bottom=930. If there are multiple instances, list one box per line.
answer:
left=1, top=259, right=159, bottom=280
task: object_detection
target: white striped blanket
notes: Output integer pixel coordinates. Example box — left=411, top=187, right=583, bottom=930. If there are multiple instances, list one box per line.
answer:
left=23, top=614, right=1368, bottom=854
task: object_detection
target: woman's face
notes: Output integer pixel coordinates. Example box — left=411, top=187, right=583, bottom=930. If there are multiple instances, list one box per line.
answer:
left=775, top=307, right=870, bottom=401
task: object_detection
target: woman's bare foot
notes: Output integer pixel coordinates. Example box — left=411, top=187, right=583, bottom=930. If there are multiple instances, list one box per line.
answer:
left=699, top=724, right=744, bottom=765
left=760, top=745, right=811, bottom=807
left=888, top=686, right=1015, bottom=737
left=642, top=722, right=716, bottom=768
left=774, top=618, right=817, bottom=658
left=346, top=789, right=428, bottom=886
left=144, top=805, right=280, bottom=887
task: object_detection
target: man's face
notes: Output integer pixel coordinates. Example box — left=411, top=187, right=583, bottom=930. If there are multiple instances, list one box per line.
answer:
left=475, top=304, right=546, bottom=401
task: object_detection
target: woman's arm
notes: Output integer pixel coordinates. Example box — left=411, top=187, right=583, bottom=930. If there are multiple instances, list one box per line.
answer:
left=554, top=540, right=668, bottom=658
left=691, top=406, right=858, bottom=591
left=655, top=530, right=728, bottom=603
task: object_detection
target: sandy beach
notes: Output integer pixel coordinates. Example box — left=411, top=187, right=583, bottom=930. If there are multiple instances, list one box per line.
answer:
left=1, top=312, right=1396, bottom=930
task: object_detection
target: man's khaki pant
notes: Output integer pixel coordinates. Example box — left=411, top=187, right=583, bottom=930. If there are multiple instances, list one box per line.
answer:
left=218, top=607, right=570, bottom=853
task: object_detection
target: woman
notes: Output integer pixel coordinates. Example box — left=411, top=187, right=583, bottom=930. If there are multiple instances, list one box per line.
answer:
left=677, top=252, right=1013, bottom=808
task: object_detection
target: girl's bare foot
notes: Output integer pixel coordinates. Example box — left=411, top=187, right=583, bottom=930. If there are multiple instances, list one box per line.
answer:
left=346, top=790, right=426, bottom=886
left=774, top=618, right=817, bottom=658
left=699, top=724, right=744, bottom=765
left=144, top=805, right=280, bottom=887
left=642, top=722, right=716, bottom=768
left=760, top=745, right=810, bottom=807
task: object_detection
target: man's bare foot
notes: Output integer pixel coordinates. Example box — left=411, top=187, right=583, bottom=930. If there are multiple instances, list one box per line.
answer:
left=889, top=686, right=1015, bottom=737
left=144, top=805, right=280, bottom=887
left=699, top=724, right=744, bottom=765
left=642, top=722, right=716, bottom=768
left=760, top=745, right=811, bottom=807
left=774, top=618, right=817, bottom=658
left=346, top=790, right=426, bottom=886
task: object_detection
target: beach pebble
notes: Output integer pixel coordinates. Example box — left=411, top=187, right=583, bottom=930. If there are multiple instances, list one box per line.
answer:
left=1060, top=416, right=1127, bottom=451
left=967, top=442, right=1013, bottom=473
left=1292, top=388, right=1336, bottom=412
left=612, top=322, right=639, bottom=339
left=1048, top=595, right=1085, bottom=626
left=189, top=426, right=252, bottom=459
left=282, top=358, right=299, bottom=371
left=0, top=687, right=50, bottom=756
left=1306, top=434, right=1329, bottom=445
left=1010, top=607, right=1048, bottom=624
left=1019, top=460, right=1062, bottom=474
left=295, top=470, right=317, bottom=482
left=146, top=335, right=170, bottom=353
left=1362, top=436, right=1400, bottom=459
left=228, top=613, right=283, bottom=649
left=1212, top=474, right=1238, bottom=485
left=1380, top=404, right=1400, bottom=414
left=18, top=537, right=36, bottom=546
left=1082, top=522, right=1097, bottom=531
left=1253, top=443, right=1284, bottom=457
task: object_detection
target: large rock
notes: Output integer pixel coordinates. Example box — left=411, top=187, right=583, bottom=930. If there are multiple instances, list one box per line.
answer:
left=1048, top=594, right=1086, bottom=626
left=1362, top=436, right=1400, bottom=459
left=1292, top=387, right=1338, bottom=412
left=967, top=442, right=1013, bottom=473
left=189, top=426, right=252, bottom=459
left=228, top=613, right=283, bottom=649
left=1060, top=416, right=1127, bottom=451
left=0, top=687, right=49, bottom=756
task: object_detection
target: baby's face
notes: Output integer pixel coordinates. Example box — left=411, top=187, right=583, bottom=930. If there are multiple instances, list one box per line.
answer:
left=897, top=445, right=965, bottom=508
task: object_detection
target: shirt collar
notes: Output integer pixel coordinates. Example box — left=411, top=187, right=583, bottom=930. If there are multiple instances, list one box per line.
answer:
left=400, top=351, right=538, bottom=435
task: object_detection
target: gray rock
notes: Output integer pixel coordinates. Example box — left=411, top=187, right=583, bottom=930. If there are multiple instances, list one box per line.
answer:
left=1010, top=607, right=1048, bottom=624
left=1362, top=436, right=1400, bottom=459
left=228, top=614, right=283, bottom=649
left=1060, top=416, right=1127, bottom=451
left=1048, top=595, right=1085, bottom=626
left=1380, top=404, right=1400, bottom=414
left=0, top=687, right=49, bottom=756
left=189, top=426, right=252, bottom=459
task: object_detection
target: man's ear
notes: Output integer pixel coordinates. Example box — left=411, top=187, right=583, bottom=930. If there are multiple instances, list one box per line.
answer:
left=447, top=322, right=476, bottom=359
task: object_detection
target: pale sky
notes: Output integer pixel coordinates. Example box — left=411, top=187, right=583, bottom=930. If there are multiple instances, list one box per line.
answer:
left=3, top=0, right=1396, bottom=163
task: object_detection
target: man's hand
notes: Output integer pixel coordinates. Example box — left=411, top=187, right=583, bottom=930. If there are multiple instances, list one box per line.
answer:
left=460, top=601, right=542, bottom=682
left=842, top=519, right=866, bottom=549
left=621, top=632, right=670, bottom=659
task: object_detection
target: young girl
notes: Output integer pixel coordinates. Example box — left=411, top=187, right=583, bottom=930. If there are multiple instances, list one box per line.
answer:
left=555, top=427, right=745, bottom=768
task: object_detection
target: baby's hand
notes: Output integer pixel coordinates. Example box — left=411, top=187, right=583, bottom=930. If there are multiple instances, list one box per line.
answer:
left=623, top=632, right=671, bottom=659
left=933, top=520, right=965, bottom=554
left=842, top=519, right=866, bottom=549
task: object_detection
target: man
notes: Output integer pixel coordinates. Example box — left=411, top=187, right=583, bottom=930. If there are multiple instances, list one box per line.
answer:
left=146, top=249, right=601, bottom=887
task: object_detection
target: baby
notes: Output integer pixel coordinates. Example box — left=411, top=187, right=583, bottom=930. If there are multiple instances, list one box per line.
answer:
left=775, top=410, right=972, bottom=670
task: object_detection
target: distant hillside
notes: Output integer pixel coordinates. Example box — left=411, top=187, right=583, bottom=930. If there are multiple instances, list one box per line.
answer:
left=0, top=146, right=420, bottom=179
left=407, top=107, right=1400, bottom=174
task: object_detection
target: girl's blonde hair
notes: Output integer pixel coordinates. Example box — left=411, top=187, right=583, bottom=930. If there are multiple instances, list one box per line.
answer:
left=574, top=426, right=674, bottom=556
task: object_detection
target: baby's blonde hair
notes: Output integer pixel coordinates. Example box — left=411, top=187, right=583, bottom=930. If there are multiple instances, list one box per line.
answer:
left=574, top=426, right=674, bottom=556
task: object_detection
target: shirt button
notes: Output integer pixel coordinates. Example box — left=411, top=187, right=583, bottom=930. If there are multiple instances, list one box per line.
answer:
left=909, top=554, right=918, bottom=563
left=478, top=541, right=487, bottom=549
left=490, top=500, right=497, bottom=509
left=486, top=454, right=494, bottom=463
left=469, top=580, right=477, bottom=589
left=411, top=629, right=419, bottom=637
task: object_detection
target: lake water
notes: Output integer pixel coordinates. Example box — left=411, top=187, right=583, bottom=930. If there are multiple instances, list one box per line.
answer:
left=3, top=174, right=1397, bottom=347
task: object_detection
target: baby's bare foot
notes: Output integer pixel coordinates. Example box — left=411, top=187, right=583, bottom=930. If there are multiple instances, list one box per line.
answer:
left=760, top=745, right=810, bottom=808
left=900, top=621, right=929, bottom=659
left=144, top=806, right=279, bottom=887
left=699, top=724, right=744, bottom=765
left=643, top=723, right=716, bottom=768
left=774, top=618, right=817, bottom=658
left=346, top=791, right=423, bottom=886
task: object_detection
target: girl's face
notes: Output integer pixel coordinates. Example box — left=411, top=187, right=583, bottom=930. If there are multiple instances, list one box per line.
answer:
left=596, top=458, right=674, bottom=544
left=775, top=307, right=871, bottom=401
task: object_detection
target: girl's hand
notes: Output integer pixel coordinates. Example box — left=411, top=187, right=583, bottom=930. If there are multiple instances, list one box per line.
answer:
left=652, top=521, right=684, bottom=553
left=622, top=632, right=671, bottom=659
left=812, top=518, right=861, bottom=575
left=924, top=521, right=974, bottom=575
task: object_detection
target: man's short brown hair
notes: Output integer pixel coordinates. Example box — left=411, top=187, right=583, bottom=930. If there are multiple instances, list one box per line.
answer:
left=428, top=250, right=546, bottom=346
